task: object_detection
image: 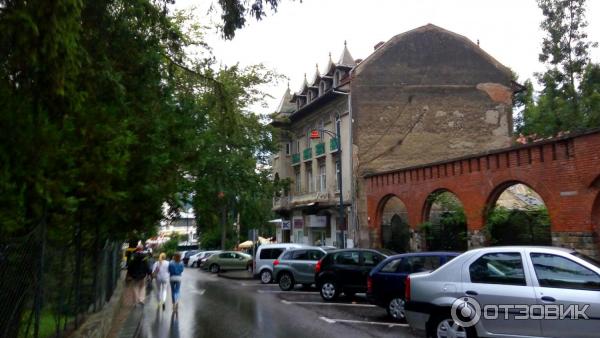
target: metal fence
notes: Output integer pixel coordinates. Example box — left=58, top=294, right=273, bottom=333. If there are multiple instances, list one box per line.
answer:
left=0, top=224, right=122, bottom=338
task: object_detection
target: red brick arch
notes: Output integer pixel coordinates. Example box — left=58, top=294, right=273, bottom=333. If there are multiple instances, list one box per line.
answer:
left=365, top=130, right=600, bottom=257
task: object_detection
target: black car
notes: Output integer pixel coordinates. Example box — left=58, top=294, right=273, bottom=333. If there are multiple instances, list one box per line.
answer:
left=366, top=252, right=459, bottom=321
left=315, top=248, right=393, bottom=301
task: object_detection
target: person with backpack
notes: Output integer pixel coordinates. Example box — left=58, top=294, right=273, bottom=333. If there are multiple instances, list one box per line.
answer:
left=168, top=253, right=184, bottom=312
left=126, top=245, right=151, bottom=305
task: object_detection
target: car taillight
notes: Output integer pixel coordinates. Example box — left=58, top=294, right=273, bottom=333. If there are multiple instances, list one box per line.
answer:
left=273, top=259, right=279, bottom=266
left=405, top=275, right=411, bottom=301
left=315, top=259, right=322, bottom=274
left=367, top=276, right=373, bottom=293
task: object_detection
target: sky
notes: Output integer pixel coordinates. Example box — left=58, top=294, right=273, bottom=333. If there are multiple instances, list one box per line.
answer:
left=174, top=0, right=600, bottom=115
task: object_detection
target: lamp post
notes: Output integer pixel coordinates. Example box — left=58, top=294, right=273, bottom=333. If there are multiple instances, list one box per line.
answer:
left=310, top=125, right=345, bottom=248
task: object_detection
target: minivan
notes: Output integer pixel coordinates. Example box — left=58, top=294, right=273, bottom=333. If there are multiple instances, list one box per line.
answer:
left=254, top=243, right=306, bottom=283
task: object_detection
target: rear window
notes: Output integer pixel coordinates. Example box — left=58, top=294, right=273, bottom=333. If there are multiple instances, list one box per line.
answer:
left=259, top=248, right=285, bottom=260
left=292, top=250, right=308, bottom=260
left=381, top=258, right=402, bottom=272
left=280, top=251, right=293, bottom=260
left=334, top=251, right=360, bottom=265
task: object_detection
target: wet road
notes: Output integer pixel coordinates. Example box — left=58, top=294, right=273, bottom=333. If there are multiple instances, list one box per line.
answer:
left=139, top=268, right=419, bottom=338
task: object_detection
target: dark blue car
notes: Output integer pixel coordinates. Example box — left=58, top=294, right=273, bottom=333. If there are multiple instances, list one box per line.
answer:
left=367, top=252, right=459, bottom=321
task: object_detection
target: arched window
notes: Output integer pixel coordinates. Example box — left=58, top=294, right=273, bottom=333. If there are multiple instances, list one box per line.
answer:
left=319, top=81, right=326, bottom=95
left=333, top=70, right=341, bottom=87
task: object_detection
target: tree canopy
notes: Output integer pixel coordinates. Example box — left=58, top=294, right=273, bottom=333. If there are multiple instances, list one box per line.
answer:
left=517, top=0, right=600, bottom=137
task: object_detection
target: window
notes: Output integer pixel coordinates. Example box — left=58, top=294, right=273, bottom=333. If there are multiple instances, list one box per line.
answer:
left=335, top=114, right=341, bottom=135
left=333, top=70, right=341, bottom=87
left=285, top=143, right=291, bottom=155
left=334, top=251, right=360, bottom=265
left=318, top=162, right=326, bottom=192
left=306, top=167, right=313, bottom=192
left=219, top=252, right=235, bottom=259
left=469, top=252, right=526, bottom=286
left=308, top=250, right=325, bottom=260
left=259, top=248, right=284, bottom=260
left=281, top=251, right=293, bottom=260
left=381, top=258, right=402, bottom=273
left=292, top=250, right=308, bottom=260
left=531, top=253, right=600, bottom=290
left=362, top=251, right=385, bottom=267
left=398, top=256, right=442, bottom=273
left=319, top=81, right=326, bottom=95
left=295, top=169, right=301, bottom=193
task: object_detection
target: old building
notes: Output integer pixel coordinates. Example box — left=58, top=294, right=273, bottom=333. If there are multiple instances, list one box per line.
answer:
left=272, top=24, right=516, bottom=248
left=271, top=44, right=355, bottom=247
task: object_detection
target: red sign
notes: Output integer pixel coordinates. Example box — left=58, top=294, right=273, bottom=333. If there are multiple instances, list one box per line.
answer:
left=310, top=130, right=320, bottom=139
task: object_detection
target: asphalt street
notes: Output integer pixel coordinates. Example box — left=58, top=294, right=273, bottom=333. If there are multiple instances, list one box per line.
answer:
left=138, top=267, right=420, bottom=338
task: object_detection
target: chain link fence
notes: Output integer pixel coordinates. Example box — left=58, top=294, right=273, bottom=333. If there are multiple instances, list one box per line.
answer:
left=0, top=224, right=122, bottom=338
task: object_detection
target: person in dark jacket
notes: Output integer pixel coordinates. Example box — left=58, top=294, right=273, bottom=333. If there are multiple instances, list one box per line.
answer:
left=127, top=245, right=151, bottom=305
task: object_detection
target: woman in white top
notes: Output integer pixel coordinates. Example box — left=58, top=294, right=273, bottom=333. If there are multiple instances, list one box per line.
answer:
left=152, top=252, right=170, bottom=310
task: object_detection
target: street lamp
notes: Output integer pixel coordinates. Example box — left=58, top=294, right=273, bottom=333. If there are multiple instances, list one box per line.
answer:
left=311, top=124, right=346, bottom=249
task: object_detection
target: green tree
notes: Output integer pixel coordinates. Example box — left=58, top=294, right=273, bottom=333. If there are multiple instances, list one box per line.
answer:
left=518, top=0, right=599, bottom=137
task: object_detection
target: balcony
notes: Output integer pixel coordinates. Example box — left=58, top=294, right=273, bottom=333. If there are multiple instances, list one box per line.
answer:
left=272, top=195, right=290, bottom=210
left=330, top=138, right=339, bottom=152
left=303, top=147, right=312, bottom=161
left=290, top=191, right=330, bottom=206
left=315, top=142, right=326, bottom=157
left=291, top=153, right=301, bottom=165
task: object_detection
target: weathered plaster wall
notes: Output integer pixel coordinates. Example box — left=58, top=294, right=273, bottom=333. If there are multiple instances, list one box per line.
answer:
left=350, top=25, right=514, bottom=247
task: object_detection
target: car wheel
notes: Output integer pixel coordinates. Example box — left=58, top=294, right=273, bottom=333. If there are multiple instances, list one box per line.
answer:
left=387, top=298, right=405, bottom=321
left=209, top=264, right=220, bottom=273
left=428, top=315, right=476, bottom=338
left=260, top=270, right=272, bottom=284
left=278, top=273, right=294, bottom=291
left=320, top=281, right=339, bottom=301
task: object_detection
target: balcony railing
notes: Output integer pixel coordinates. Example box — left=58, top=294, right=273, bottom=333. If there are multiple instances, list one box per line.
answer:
left=291, top=153, right=301, bottom=165
left=330, top=138, right=339, bottom=152
left=303, top=147, right=312, bottom=161
left=291, top=191, right=330, bottom=205
left=315, top=142, right=326, bottom=157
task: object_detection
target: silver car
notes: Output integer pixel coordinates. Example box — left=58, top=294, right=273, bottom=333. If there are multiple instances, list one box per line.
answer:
left=404, top=246, right=600, bottom=338
left=273, top=247, right=334, bottom=291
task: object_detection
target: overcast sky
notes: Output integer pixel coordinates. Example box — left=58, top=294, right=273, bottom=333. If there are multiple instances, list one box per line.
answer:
left=175, top=0, right=600, bottom=115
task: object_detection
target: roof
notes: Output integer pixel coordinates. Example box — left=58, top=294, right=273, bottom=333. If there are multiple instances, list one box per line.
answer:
left=353, top=23, right=512, bottom=77
left=275, top=86, right=295, bottom=114
left=337, top=41, right=356, bottom=67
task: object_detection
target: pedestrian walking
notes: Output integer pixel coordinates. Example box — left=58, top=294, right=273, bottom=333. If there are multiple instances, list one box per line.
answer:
left=169, top=253, right=184, bottom=313
left=152, top=252, right=170, bottom=310
left=126, top=245, right=151, bottom=305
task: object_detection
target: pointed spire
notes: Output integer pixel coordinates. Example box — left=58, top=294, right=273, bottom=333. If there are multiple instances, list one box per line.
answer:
left=276, top=86, right=295, bottom=114
left=338, top=40, right=356, bottom=67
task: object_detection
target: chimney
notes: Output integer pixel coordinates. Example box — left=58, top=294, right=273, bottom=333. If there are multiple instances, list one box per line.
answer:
left=374, top=41, right=384, bottom=51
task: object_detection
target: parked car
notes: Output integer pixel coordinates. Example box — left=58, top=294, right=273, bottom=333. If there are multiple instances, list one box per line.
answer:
left=199, top=251, right=221, bottom=269
left=367, top=252, right=459, bottom=321
left=273, top=246, right=336, bottom=291
left=188, top=251, right=207, bottom=267
left=404, top=246, right=600, bottom=338
left=254, top=243, right=307, bottom=283
left=315, top=248, right=393, bottom=301
left=204, top=251, right=252, bottom=273
left=182, top=250, right=199, bottom=266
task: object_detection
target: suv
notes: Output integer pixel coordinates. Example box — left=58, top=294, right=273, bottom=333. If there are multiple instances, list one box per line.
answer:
left=315, top=248, right=393, bottom=301
left=254, top=243, right=306, bottom=283
left=273, top=247, right=335, bottom=291
left=367, top=252, right=459, bottom=321
left=404, top=246, right=600, bottom=338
